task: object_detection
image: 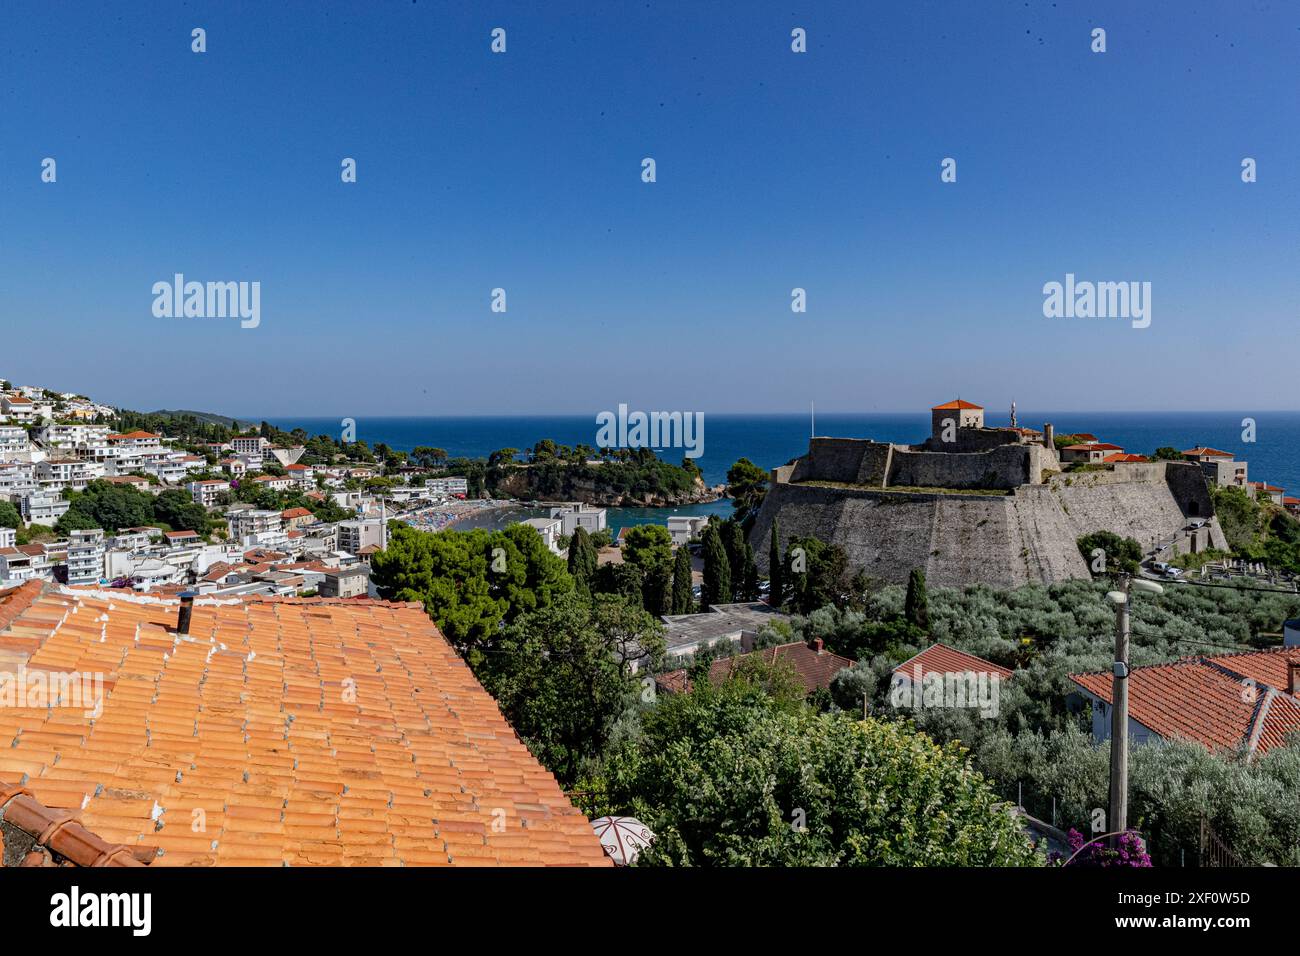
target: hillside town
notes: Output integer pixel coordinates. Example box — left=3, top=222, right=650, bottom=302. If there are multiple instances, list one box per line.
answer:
left=3, top=377, right=1300, bottom=878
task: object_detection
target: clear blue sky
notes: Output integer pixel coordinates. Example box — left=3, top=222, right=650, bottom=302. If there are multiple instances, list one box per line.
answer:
left=2, top=1, right=1296, bottom=417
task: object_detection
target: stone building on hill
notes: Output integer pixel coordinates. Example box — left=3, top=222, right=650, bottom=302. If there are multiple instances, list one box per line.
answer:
left=750, top=399, right=1228, bottom=589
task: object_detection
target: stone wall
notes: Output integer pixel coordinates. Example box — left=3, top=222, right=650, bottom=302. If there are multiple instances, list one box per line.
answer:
left=751, top=450, right=1212, bottom=588
left=889, top=444, right=1037, bottom=490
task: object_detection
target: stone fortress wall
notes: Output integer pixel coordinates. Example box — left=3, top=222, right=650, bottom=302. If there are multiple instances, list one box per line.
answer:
left=751, top=409, right=1226, bottom=589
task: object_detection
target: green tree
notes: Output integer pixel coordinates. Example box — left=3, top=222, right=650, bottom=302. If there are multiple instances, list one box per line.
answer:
left=701, top=523, right=732, bottom=609
left=726, top=457, right=769, bottom=521
left=671, top=545, right=694, bottom=615
left=598, top=677, right=1041, bottom=866
left=477, top=592, right=665, bottom=787
left=769, top=521, right=784, bottom=608
left=567, top=526, right=598, bottom=597
left=152, top=489, right=211, bottom=536
left=1151, top=446, right=1183, bottom=461
left=905, top=568, right=929, bottom=630
left=370, top=524, right=573, bottom=656
left=1076, top=531, right=1143, bottom=576
left=0, top=501, right=20, bottom=530
left=621, top=525, right=674, bottom=614
left=786, top=536, right=849, bottom=614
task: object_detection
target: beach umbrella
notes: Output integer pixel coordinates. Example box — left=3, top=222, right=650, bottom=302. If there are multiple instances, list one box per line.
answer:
left=590, top=816, right=654, bottom=866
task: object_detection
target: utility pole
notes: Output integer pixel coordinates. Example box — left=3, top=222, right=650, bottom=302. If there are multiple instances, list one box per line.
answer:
left=1108, top=574, right=1132, bottom=847
left=1107, top=573, right=1162, bottom=848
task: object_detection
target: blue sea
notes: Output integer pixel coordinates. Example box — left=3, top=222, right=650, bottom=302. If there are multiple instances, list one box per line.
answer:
left=267, top=411, right=1300, bottom=531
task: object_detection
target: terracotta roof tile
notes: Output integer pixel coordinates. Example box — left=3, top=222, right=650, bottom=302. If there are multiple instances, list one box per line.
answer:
left=1071, top=646, right=1300, bottom=755
left=894, top=642, right=1014, bottom=681
left=0, top=584, right=608, bottom=867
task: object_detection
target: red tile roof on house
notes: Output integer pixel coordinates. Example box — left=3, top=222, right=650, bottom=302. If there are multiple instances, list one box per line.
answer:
left=931, top=399, right=983, bottom=411
left=1250, top=482, right=1284, bottom=493
left=893, top=643, right=1014, bottom=681
left=1103, top=453, right=1148, bottom=463
left=1183, top=447, right=1233, bottom=459
left=107, top=431, right=160, bottom=441
left=1070, top=433, right=1099, bottom=442
left=163, top=530, right=198, bottom=539
left=1, top=780, right=153, bottom=867
left=282, top=507, right=313, bottom=519
left=0, top=583, right=609, bottom=866
left=656, top=640, right=854, bottom=696
left=1071, top=646, right=1300, bottom=756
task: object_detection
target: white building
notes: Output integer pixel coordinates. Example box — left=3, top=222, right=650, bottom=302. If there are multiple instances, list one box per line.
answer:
left=66, top=529, right=106, bottom=586
left=0, top=426, right=30, bottom=460
left=667, top=515, right=709, bottom=546
left=425, top=476, right=469, bottom=498
left=1, top=395, right=36, bottom=422
left=231, top=436, right=271, bottom=457
left=38, top=458, right=104, bottom=491
left=228, top=509, right=283, bottom=540
left=337, top=519, right=385, bottom=555
left=189, top=479, right=229, bottom=507
left=521, top=517, right=564, bottom=555
left=21, top=493, right=70, bottom=526
left=550, top=503, right=607, bottom=536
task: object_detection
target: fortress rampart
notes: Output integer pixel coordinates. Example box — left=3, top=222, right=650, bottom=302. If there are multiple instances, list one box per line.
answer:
left=752, top=426, right=1225, bottom=588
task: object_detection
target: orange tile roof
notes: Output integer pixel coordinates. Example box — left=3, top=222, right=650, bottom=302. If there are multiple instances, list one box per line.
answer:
left=931, top=399, right=983, bottom=411
left=1103, top=453, right=1148, bottom=463
left=1071, top=646, right=1300, bottom=756
left=0, top=584, right=609, bottom=867
left=894, top=643, right=1014, bottom=681
left=1, top=780, right=152, bottom=867
left=1182, top=446, right=1233, bottom=458
left=107, top=431, right=160, bottom=441
left=281, top=507, right=313, bottom=519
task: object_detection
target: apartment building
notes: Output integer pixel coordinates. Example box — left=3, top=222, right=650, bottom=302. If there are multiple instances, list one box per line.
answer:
left=37, top=457, right=104, bottom=491
left=20, top=493, right=70, bottom=526
left=189, top=479, right=229, bottom=507
left=228, top=509, right=283, bottom=540
left=337, top=519, right=385, bottom=555
left=0, top=426, right=30, bottom=460
left=425, top=476, right=469, bottom=498
left=66, top=529, right=106, bottom=586
left=231, top=436, right=271, bottom=457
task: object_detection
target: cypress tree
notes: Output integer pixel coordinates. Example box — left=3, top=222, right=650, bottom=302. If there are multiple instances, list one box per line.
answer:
left=905, top=567, right=929, bottom=630
left=702, top=523, right=732, bottom=609
left=567, top=526, right=597, bottom=596
left=741, top=542, right=759, bottom=602
left=726, top=521, right=747, bottom=586
left=768, top=521, right=783, bottom=607
left=671, top=545, right=694, bottom=615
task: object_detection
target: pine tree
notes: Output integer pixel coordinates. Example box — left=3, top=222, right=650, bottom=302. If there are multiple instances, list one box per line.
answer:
left=769, top=520, right=784, bottom=607
left=702, top=523, right=732, bottom=609
left=671, top=545, right=694, bottom=615
left=567, top=526, right=597, bottom=596
left=905, top=567, right=929, bottom=630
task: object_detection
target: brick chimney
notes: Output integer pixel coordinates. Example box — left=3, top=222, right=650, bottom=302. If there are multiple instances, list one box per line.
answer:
left=1289, top=660, right=1300, bottom=696
left=808, top=637, right=824, bottom=655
